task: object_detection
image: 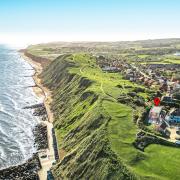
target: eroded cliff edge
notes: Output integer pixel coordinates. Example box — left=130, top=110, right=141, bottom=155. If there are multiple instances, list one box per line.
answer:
left=40, top=54, right=136, bottom=179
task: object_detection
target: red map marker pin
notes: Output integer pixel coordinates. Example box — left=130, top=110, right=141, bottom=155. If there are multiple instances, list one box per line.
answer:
left=154, top=97, right=160, bottom=106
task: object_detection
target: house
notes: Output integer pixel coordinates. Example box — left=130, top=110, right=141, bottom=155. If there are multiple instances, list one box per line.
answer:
left=125, top=69, right=137, bottom=81
left=158, top=78, right=164, bottom=84
left=174, top=52, right=180, bottom=56
left=160, top=82, right=168, bottom=91
left=147, top=69, right=153, bottom=76
left=148, top=106, right=165, bottom=124
left=150, top=73, right=156, bottom=79
left=144, top=78, right=150, bottom=86
left=138, top=76, right=145, bottom=82
left=173, top=80, right=180, bottom=90
left=126, top=69, right=132, bottom=74
left=161, top=96, right=173, bottom=103
left=156, top=121, right=169, bottom=137
left=102, top=66, right=120, bottom=72
left=148, top=79, right=155, bottom=86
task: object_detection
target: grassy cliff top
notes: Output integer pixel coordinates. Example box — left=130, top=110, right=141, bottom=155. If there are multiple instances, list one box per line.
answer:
left=27, top=44, right=180, bottom=179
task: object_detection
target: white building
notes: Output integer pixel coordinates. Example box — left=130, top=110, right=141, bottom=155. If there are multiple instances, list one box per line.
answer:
left=148, top=106, right=165, bottom=124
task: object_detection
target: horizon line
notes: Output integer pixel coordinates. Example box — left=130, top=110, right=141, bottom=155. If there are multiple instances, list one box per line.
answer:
left=1, top=36, right=180, bottom=49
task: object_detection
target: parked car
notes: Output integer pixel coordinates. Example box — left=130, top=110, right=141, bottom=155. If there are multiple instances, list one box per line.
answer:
left=175, top=141, right=180, bottom=145
left=47, top=170, right=54, bottom=180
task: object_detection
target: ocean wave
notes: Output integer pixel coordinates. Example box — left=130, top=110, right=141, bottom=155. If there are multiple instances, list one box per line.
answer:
left=0, top=109, right=14, bottom=118
left=0, top=102, right=4, bottom=112
left=0, top=46, right=39, bottom=169
left=0, top=94, right=18, bottom=109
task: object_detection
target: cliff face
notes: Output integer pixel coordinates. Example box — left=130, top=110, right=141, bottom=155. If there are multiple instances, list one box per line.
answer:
left=24, top=51, right=50, bottom=67
left=41, top=54, right=136, bottom=179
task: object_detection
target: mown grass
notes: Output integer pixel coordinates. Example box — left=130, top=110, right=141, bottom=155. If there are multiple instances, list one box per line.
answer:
left=138, top=55, right=150, bottom=58
left=105, top=100, right=138, bottom=160
left=140, top=57, right=180, bottom=64
left=163, top=58, right=180, bottom=64
left=106, top=99, right=180, bottom=179
left=134, top=145, right=180, bottom=180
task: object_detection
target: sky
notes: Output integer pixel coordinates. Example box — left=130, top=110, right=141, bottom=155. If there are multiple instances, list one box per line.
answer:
left=0, top=0, right=179, bottom=47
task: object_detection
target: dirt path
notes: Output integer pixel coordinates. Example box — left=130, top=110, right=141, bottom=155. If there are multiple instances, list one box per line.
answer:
left=21, top=53, right=55, bottom=180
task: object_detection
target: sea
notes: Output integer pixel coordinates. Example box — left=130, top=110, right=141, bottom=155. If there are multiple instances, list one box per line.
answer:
left=0, top=45, right=40, bottom=169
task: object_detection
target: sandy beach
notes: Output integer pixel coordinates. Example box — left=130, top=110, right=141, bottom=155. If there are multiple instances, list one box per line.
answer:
left=21, top=53, right=55, bottom=180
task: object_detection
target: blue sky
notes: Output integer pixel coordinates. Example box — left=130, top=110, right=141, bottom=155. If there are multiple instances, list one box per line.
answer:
left=0, top=0, right=179, bottom=46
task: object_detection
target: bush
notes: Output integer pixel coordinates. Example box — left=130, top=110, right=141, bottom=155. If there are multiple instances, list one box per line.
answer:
left=127, top=92, right=137, bottom=97
left=173, top=90, right=180, bottom=100
left=134, top=87, right=145, bottom=93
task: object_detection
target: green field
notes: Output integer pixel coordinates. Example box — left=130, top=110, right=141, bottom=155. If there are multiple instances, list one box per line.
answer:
left=107, top=101, right=180, bottom=179
left=163, top=58, right=180, bottom=64
left=138, top=55, right=150, bottom=58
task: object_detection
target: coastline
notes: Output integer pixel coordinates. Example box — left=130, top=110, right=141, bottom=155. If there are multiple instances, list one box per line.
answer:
left=20, top=53, right=56, bottom=180
left=20, top=53, right=54, bottom=122
left=0, top=153, right=41, bottom=179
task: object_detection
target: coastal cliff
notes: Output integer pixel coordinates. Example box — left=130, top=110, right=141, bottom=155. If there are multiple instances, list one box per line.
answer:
left=40, top=54, right=136, bottom=179
left=24, top=41, right=180, bottom=180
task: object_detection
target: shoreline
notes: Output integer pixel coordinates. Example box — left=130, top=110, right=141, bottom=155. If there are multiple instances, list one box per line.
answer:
left=0, top=51, right=57, bottom=179
left=20, top=53, right=54, bottom=122
left=0, top=153, right=41, bottom=179
left=20, top=53, right=56, bottom=180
